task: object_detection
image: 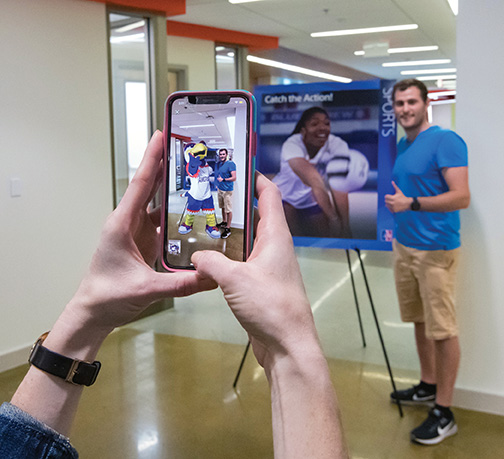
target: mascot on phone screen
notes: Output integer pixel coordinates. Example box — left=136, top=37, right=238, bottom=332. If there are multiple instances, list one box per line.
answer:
left=178, top=141, right=220, bottom=239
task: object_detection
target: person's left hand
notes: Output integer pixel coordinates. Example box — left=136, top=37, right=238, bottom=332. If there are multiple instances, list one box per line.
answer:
left=66, top=131, right=217, bottom=334
left=385, top=181, right=413, bottom=213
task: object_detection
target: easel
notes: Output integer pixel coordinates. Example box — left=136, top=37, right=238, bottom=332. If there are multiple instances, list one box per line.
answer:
left=233, top=248, right=403, bottom=417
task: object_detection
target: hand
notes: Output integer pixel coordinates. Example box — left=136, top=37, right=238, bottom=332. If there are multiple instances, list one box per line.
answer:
left=385, top=181, right=413, bottom=213
left=191, top=173, right=319, bottom=368
left=217, top=176, right=223, bottom=182
left=65, top=131, right=217, bottom=335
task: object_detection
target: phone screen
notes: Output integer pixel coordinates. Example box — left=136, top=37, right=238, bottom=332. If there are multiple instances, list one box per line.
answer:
left=162, top=91, right=255, bottom=271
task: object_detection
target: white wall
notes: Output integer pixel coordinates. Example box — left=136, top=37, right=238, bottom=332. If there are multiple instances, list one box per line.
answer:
left=167, top=36, right=216, bottom=90
left=454, top=0, right=504, bottom=415
left=0, top=0, right=112, bottom=370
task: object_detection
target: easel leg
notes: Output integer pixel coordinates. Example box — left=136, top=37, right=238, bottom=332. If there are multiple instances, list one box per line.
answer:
left=355, top=248, right=403, bottom=417
left=233, top=341, right=251, bottom=389
left=346, top=249, right=366, bottom=348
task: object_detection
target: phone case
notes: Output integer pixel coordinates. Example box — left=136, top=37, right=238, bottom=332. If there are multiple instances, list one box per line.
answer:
left=160, top=90, right=256, bottom=272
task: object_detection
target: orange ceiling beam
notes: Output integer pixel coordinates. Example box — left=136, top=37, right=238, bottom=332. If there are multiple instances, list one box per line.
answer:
left=166, top=20, right=279, bottom=51
left=89, top=0, right=185, bottom=16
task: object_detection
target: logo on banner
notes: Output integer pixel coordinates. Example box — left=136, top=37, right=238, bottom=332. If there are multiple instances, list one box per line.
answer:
left=381, top=229, right=393, bottom=242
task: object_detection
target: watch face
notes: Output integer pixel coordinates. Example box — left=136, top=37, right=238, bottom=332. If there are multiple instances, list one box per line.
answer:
left=411, top=198, right=421, bottom=211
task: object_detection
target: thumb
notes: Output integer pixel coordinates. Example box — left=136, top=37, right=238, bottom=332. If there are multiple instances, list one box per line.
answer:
left=191, top=250, right=239, bottom=286
left=391, top=181, right=402, bottom=194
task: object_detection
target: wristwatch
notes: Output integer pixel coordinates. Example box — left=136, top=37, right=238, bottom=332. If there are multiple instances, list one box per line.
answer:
left=410, top=197, right=421, bottom=211
left=28, top=332, right=101, bottom=386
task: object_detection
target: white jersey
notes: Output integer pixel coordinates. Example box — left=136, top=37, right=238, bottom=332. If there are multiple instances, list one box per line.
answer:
left=188, top=164, right=213, bottom=201
left=273, top=133, right=350, bottom=209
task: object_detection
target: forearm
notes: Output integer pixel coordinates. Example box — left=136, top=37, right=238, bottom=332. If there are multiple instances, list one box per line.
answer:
left=311, top=185, right=338, bottom=220
left=10, top=298, right=109, bottom=437
left=416, top=189, right=470, bottom=212
left=265, top=341, right=348, bottom=459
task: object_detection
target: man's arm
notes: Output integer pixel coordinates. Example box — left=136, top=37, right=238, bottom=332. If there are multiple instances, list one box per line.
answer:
left=192, top=174, right=349, bottom=459
left=385, top=166, right=470, bottom=213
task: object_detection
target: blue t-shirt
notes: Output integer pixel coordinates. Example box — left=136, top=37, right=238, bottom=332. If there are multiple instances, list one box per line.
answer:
left=215, top=160, right=236, bottom=191
left=392, top=126, right=468, bottom=250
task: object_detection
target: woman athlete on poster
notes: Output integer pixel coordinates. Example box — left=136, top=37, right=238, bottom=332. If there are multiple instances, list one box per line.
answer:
left=273, top=107, right=368, bottom=238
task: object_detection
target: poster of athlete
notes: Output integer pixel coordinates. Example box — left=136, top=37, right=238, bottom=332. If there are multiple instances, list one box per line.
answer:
left=254, top=79, right=396, bottom=251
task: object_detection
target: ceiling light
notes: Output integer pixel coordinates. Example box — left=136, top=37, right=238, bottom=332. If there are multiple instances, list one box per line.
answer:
left=247, top=55, right=352, bottom=83
left=401, top=68, right=456, bottom=75
left=115, top=20, right=145, bottom=33
left=179, top=124, right=215, bottom=129
left=382, top=59, right=451, bottom=67
left=388, top=45, right=439, bottom=54
left=311, top=24, right=418, bottom=38
left=447, top=0, right=458, bottom=15
left=417, top=74, right=457, bottom=81
left=355, top=45, right=439, bottom=56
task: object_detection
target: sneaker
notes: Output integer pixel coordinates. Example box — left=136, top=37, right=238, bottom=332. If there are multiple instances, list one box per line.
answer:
left=221, top=228, right=231, bottom=239
left=205, top=225, right=221, bottom=239
left=178, top=223, right=193, bottom=234
left=390, top=383, right=436, bottom=406
left=216, top=221, right=227, bottom=229
left=410, top=407, right=458, bottom=445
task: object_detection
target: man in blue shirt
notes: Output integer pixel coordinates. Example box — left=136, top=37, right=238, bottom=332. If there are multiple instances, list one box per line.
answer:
left=385, top=79, right=470, bottom=445
left=215, top=148, right=237, bottom=239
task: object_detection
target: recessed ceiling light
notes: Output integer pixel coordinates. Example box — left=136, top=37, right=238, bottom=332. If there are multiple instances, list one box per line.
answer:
left=389, top=45, right=439, bottom=54
left=247, top=55, right=352, bottom=83
left=401, top=68, right=456, bottom=75
left=312, top=24, right=418, bottom=38
left=382, top=59, right=451, bottom=67
left=355, top=45, right=439, bottom=56
left=115, top=20, right=145, bottom=33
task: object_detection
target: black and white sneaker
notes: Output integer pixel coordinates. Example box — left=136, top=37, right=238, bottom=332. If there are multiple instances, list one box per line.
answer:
left=410, top=407, right=458, bottom=445
left=390, top=383, right=436, bottom=406
left=221, top=227, right=231, bottom=239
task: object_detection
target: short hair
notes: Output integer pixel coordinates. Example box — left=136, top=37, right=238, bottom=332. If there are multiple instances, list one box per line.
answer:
left=291, top=107, right=330, bottom=135
left=392, top=79, right=428, bottom=103
left=218, top=148, right=228, bottom=155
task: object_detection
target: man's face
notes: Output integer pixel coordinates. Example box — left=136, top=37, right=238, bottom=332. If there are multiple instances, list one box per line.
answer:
left=219, top=150, right=228, bottom=162
left=393, top=86, right=429, bottom=131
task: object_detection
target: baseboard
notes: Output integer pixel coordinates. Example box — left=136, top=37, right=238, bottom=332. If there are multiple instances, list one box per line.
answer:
left=0, top=344, right=30, bottom=373
left=453, top=387, right=504, bottom=416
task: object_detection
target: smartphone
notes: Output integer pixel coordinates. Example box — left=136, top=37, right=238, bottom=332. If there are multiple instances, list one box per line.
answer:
left=161, top=90, right=256, bottom=271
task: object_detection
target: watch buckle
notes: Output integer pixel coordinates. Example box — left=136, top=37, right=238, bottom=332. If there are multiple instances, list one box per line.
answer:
left=65, top=359, right=81, bottom=385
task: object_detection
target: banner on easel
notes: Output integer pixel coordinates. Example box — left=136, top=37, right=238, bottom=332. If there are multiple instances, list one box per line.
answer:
left=254, top=79, right=396, bottom=251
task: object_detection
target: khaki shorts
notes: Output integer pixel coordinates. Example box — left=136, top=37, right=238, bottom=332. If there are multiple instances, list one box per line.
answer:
left=218, top=189, right=233, bottom=213
left=393, top=240, right=460, bottom=340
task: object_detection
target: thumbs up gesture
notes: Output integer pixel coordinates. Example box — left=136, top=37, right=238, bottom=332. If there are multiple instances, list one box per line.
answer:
left=385, top=181, right=413, bottom=213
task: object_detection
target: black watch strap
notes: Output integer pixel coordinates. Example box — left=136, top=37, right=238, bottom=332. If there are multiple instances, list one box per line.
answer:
left=29, top=333, right=101, bottom=386
left=411, top=197, right=421, bottom=211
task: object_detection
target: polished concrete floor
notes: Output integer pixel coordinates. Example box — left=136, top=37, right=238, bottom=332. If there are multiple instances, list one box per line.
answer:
left=2, top=248, right=504, bottom=457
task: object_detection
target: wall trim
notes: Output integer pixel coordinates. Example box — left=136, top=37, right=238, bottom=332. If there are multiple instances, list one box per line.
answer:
left=453, top=387, right=504, bottom=416
left=0, top=345, right=31, bottom=373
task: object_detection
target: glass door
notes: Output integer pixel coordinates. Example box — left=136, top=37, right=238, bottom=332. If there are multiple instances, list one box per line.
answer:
left=109, top=13, right=152, bottom=205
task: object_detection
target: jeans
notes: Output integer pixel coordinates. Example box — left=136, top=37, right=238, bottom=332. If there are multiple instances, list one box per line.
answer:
left=0, top=402, right=78, bottom=458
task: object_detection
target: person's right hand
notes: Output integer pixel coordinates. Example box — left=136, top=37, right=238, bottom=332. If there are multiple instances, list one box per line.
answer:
left=191, top=174, right=320, bottom=368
